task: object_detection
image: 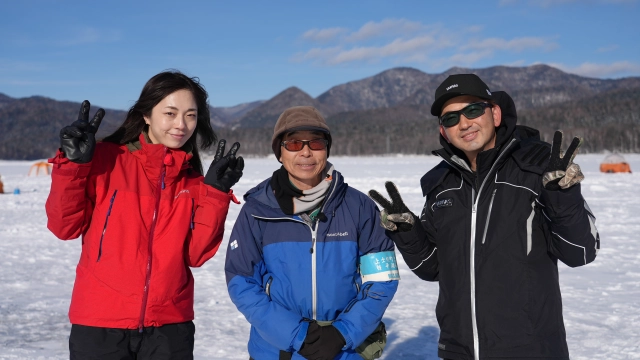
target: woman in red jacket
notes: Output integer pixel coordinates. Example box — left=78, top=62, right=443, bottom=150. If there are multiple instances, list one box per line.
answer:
left=46, top=71, right=243, bottom=359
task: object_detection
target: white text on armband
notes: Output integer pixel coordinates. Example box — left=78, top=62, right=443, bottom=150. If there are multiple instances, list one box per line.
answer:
left=360, top=251, right=401, bottom=282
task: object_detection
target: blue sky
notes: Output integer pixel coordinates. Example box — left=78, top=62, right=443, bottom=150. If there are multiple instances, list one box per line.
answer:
left=1, top=0, right=639, bottom=110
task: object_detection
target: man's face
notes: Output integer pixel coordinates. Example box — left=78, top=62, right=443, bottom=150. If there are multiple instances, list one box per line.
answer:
left=439, top=95, right=502, bottom=162
left=279, top=130, right=328, bottom=190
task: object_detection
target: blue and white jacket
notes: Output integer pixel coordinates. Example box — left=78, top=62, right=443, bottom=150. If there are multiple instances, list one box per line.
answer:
left=225, top=169, right=399, bottom=359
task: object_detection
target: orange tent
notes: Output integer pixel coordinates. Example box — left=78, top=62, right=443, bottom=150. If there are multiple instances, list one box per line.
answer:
left=28, top=161, right=52, bottom=176
left=600, top=154, right=632, bottom=173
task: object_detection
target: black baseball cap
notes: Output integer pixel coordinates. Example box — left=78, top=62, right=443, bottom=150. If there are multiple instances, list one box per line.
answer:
left=431, top=74, right=493, bottom=116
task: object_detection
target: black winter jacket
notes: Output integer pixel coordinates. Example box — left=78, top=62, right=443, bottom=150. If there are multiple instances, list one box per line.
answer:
left=392, top=92, right=600, bottom=360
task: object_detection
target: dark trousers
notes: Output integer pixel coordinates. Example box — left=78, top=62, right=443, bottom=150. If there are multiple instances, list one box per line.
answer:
left=69, top=321, right=195, bottom=360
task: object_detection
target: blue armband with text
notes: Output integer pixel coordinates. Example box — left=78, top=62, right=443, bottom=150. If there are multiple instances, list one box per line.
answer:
left=360, top=251, right=401, bottom=282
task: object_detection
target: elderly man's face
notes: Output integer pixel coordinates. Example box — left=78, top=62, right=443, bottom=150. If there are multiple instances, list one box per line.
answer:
left=439, top=95, right=502, bottom=169
left=279, top=130, right=328, bottom=190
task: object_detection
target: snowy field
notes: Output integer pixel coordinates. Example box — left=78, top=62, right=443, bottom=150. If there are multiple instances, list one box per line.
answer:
left=1, top=154, right=639, bottom=359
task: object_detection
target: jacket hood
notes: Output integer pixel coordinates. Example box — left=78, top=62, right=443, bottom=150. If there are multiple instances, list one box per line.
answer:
left=243, top=169, right=348, bottom=218
left=492, top=90, right=518, bottom=149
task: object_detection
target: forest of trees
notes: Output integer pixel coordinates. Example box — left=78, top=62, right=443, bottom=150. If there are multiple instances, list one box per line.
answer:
left=2, top=65, right=640, bottom=159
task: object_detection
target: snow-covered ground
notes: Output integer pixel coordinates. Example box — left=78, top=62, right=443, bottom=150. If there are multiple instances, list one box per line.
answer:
left=1, top=154, right=639, bottom=359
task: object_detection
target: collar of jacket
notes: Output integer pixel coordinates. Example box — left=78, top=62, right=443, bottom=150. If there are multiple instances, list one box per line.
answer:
left=243, top=168, right=348, bottom=221
left=124, top=133, right=194, bottom=187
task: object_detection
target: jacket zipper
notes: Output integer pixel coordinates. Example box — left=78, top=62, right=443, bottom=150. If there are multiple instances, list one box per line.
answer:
left=138, top=147, right=167, bottom=332
left=97, top=190, right=118, bottom=262
left=468, top=139, right=516, bottom=360
left=312, top=177, right=338, bottom=320
left=251, top=174, right=339, bottom=321
left=526, top=201, right=535, bottom=255
left=481, top=189, right=497, bottom=245
left=190, top=198, right=195, bottom=229
left=310, top=223, right=318, bottom=319
left=470, top=188, right=480, bottom=360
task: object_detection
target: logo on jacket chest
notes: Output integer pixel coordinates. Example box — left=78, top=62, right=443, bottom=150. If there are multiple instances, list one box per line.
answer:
left=174, top=189, right=190, bottom=199
left=433, top=198, right=453, bottom=211
left=326, top=232, right=349, bottom=237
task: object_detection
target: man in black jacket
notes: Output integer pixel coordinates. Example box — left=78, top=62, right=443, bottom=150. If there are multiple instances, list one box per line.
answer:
left=369, top=74, right=600, bottom=360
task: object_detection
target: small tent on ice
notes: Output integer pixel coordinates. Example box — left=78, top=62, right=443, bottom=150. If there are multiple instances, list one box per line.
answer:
left=600, top=153, right=632, bottom=173
left=28, top=161, right=52, bottom=176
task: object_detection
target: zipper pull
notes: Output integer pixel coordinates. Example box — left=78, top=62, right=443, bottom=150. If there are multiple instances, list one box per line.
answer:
left=310, top=238, right=315, bottom=253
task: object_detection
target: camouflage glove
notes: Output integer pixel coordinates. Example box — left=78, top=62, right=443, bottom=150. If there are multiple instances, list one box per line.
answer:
left=542, top=131, right=585, bottom=191
left=368, top=181, right=416, bottom=232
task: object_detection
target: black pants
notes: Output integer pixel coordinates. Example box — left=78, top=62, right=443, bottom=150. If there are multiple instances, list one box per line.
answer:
left=69, top=321, right=195, bottom=360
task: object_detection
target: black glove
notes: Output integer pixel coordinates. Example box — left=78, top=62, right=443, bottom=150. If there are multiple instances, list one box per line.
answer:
left=204, top=139, right=244, bottom=193
left=298, top=322, right=345, bottom=360
left=60, top=100, right=105, bottom=163
left=543, top=130, right=585, bottom=191
left=368, top=181, right=416, bottom=232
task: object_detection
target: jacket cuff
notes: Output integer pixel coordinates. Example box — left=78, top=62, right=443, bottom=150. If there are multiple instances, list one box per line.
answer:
left=331, top=321, right=353, bottom=349
left=292, top=321, right=311, bottom=351
left=540, top=183, right=584, bottom=214
left=48, top=150, right=91, bottom=177
left=389, top=219, right=428, bottom=255
left=200, top=183, right=239, bottom=204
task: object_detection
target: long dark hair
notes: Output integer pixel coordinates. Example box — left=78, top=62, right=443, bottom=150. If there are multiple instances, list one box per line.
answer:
left=102, top=70, right=216, bottom=174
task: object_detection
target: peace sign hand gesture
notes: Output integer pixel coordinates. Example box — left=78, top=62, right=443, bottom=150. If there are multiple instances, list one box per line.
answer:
left=60, top=100, right=105, bottom=164
left=204, top=139, right=244, bottom=193
left=543, top=130, right=585, bottom=191
left=368, top=181, right=416, bottom=232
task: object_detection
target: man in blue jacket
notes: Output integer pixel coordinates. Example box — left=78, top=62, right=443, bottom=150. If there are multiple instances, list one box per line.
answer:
left=225, top=106, right=399, bottom=360
left=370, top=74, right=600, bottom=360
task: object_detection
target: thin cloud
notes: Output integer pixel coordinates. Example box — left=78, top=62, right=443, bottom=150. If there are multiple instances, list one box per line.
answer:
left=463, top=37, right=557, bottom=52
left=293, top=19, right=556, bottom=67
left=291, top=46, right=342, bottom=63
left=0, top=59, right=47, bottom=73
left=505, top=59, right=528, bottom=66
left=465, top=25, right=484, bottom=33
left=597, top=45, right=619, bottom=52
left=553, top=61, right=640, bottom=78
left=345, top=18, right=425, bottom=42
left=294, top=34, right=454, bottom=65
left=55, top=27, right=121, bottom=46
left=301, top=27, right=348, bottom=42
left=331, top=35, right=439, bottom=64
left=446, top=50, right=495, bottom=66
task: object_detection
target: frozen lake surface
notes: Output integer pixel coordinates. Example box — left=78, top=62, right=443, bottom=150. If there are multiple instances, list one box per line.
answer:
left=1, top=154, right=639, bottom=359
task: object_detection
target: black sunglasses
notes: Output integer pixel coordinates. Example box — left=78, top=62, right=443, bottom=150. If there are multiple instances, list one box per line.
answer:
left=439, top=102, right=493, bottom=128
left=281, top=139, right=328, bottom=152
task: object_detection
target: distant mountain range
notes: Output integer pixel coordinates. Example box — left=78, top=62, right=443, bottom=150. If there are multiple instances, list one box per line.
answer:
left=2, top=64, right=640, bottom=160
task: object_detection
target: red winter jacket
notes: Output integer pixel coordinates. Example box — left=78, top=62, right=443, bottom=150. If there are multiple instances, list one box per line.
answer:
left=46, top=134, right=236, bottom=329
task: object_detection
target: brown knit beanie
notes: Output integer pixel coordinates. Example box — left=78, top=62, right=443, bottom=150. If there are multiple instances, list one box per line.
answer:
left=271, top=106, right=332, bottom=161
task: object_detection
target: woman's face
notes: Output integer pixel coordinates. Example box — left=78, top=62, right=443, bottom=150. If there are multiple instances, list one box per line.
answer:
left=144, top=89, right=197, bottom=149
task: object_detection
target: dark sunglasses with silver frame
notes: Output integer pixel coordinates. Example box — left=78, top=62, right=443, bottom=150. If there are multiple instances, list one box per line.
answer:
left=439, top=102, right=493, bottom=128
left=281, top=139, right=328, bottom=152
